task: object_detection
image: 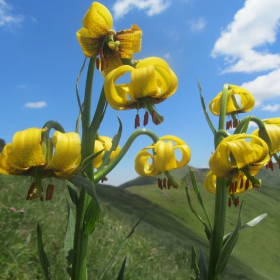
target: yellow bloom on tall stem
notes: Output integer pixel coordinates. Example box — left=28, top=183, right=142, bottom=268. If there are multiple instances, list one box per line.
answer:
left=135, top=135, right=191, bottom=179
left=93, top=136, right=121, bottom=168
left=209, top=85, right=255, bottom=129
left=104, top=57, right=178, bottom=127
left=76, top=2, right=142, bottom=74
left=0, top=128, right=81, bottom=200
left=209, top=134, right=270, bottom=179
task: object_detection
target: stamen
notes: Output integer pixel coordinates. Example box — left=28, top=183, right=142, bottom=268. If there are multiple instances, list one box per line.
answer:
left=228, top=197, right=232, bottom=208
left=143, top=111, right=149, bottom=126
left=234, top=181, right=238, bottom=193
left=26, top=182, right=35, bottom=200
left=167, top=178, right=171, bottom=189
left=101, top=177, right=108, bottom=183
left=163, top=178, right=167, bottom=189
left=245, top=179, right=250, bottom=190
left=234, top=197, right=239, bottom=207
left=158, top=178, right=163, bottom=189
left=233, top=119, right=239, bottom=128
left=134, top=114, right=140, bottom=129
left=240, top=177, right=244, bottom=189
left=46, top=184, right=54, bottom=201
left=96, top=58, right=100, bottom=70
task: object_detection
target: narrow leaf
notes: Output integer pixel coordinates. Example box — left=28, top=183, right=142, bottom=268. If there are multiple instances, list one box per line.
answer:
left=234, top=115, right=251, bottom=134
left=215, top=202, right=242, bottom=277
left=116, top=257, right=127, bottom=280
left=198, top=247, right=208, bottom=280
left=79, top=149, right=104, bottom=172
left=37, top=223, right=52, bottom=280
left=84, top=197, right=101, bottom=234
left=68, top=176, right=99, bottom=204
left=67, top=181, right=79, bottom=206
left=190, top=245, right=201, bottom=280
left=64, top=199, right=75, bottom=276
left=223, top=213, right=267, bottom=243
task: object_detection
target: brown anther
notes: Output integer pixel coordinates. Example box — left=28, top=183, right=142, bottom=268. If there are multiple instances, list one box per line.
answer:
left=96, top=58, right=100, bottom=70
left=143, top=111, right=149, bottom=126
left=234, top=197, right=239, bottom=207
left=245, top=179, right=250, bottom=190
left=134, top=113, right=140, bottom=129
left=100, top=59, right=104, bottom=72
left=226, top=120, right=232, bottom=130
left=163, top=178, right=167, bottom=189
left=233, top=119, right=239, bottom=128
left=99, top=48, right=104, bottom=59
left=240, top=177, right=244, bottom=189
left=269, top=160, right=274, bottom=171
left=158, top=178, right=163, bottom=189
left=278, top=159, right=280, bottom=169
left=228, top=197, right=232, bottom=208
left=27, top=182, right=35, bottom=200
left=101, top=177, right=108, bottom=183
left=167, top=178, right=171, bottom=189
left=40, top=195, right=44, bottom=202
left=46, top=184, right=55, bottom=201
left=234, top=181, right=238, bottom=193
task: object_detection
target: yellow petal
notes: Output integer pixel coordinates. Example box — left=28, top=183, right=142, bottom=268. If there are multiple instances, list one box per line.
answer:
left=204, top=171, right=217, bottom=194
left=0, top=144, right=29, bottom=174
left=82, top=2, right=112, bottom=38
left=12, top=128, right=46, bottom=168
left=209, top=84, right=255, bottom=116
left=76, top=28, right=103, bottom=57
left=209, top=134, right=270, bottom=178
left=134, top=149, right=160, bottom=177
left=46, top=132, right=81, bottom=177
left=115, top=24, right=142, bottom=59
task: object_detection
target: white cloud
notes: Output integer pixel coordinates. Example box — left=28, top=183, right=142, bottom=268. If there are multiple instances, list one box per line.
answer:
left=163, top=52, right=170, bottom=59
left=112, top=0, right=171, bottom=19
left=241, top=68, right=280, bottom=106
left=211, top=0, right=280, bottom=73
left=260, top=104, right=280, bottom=112
left=190, top=17, right=206, bottom=32
left=24, top=101, right=47, bottom=108
left=0, top=0, right=24, bottom=27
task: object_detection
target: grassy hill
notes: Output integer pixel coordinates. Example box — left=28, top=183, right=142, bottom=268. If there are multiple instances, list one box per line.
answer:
left=0, top=165, right=279, bottom=279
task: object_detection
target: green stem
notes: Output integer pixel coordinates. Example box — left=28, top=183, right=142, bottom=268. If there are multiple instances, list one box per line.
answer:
left=94, top=129, right=159, bottom=184
left=71, top=57, right=96, bottom=280
left=208, top=84, right=229, bottom=279
left=208, top=178, right=228, bottom=280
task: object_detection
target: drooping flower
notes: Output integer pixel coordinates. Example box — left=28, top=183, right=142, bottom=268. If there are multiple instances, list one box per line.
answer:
left=0, top=128, right=81, bottom=200
left=135, top=136, right=191, bottom=185
left=209, top=134, right=270, bottom=180
left=93, top=136, right=121, bottom=168
left=204, top=170, right=254, bottom=195
left=104, top=57, right=178, bottom=127
left=76, top=2, right=142, bottom=74
left=209, top=85, right=255, bottom=129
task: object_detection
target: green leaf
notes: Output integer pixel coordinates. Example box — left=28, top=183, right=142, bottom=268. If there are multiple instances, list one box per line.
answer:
left=190, top=245, right=201, bottom=280
left=68, top=176, right=99, bottom=205
left=223, top=213, right=267, bottom=244
left=79, top=149, right=104, bottom=172
left=37, top=223, right=52, bottom=280
left=64, top=199, right=75, bottom=276
left=234, top=115, right=251, bottom=134
left=99, top=214, right=144, bottom=280
left=84, top=197, right=101, bottom=235
left=66, top=181, right=79, bottom=206
left=215, top=202, right=242, bottom=277
left=198, top=247, right=208, bottom=280
left=116, top=257, right=127, bottom=280
left=197, top=78, right=216, bottom=135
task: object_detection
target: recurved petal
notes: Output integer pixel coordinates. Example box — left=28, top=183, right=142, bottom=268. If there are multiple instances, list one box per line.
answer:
left=12, top=128, right=46, bottom=168
left=82, top=2, right=113, bottom=38
left=135, top=149, right=160, bottom=177
left=115, top=24, right=142, bottom=59
left=204, top=171, right=217, bottom=194
left=46, top=132, right=81, bottom=176
left=0, top=144, right=29, bottom=174
left=76, top=28, right=102, bottom=57
left=104, top=64, right=137, bottom=109
left=154, top=141, right=177, bottom=172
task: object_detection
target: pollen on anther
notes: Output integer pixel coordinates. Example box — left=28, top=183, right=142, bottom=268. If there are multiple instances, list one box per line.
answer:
left=135, top=114, right=140, bottom=129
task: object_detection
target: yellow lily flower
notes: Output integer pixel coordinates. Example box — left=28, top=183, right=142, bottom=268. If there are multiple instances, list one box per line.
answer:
left=252, top=124, right=280, bottom=155
left=209, top=134, right=270, bottom=178
left=135, top=135, right=191, bottom=177
left=204, top=170, right=254, bottom=195
left=76, top=2, right=142, bottom=74
left=104, top=57, right=178, bottom=127
left=93, top=136, right=121, bottom=168
left=209, top=84, right=255, bottom=117
left=0, top=128, right=81, bottom=200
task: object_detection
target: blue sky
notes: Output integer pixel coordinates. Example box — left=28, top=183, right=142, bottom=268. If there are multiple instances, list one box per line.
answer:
left=1, top=0, right=280, bottom=186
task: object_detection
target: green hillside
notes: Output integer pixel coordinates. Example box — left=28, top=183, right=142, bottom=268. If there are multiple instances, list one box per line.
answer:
left=0, top=166, right=279, bottom=279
